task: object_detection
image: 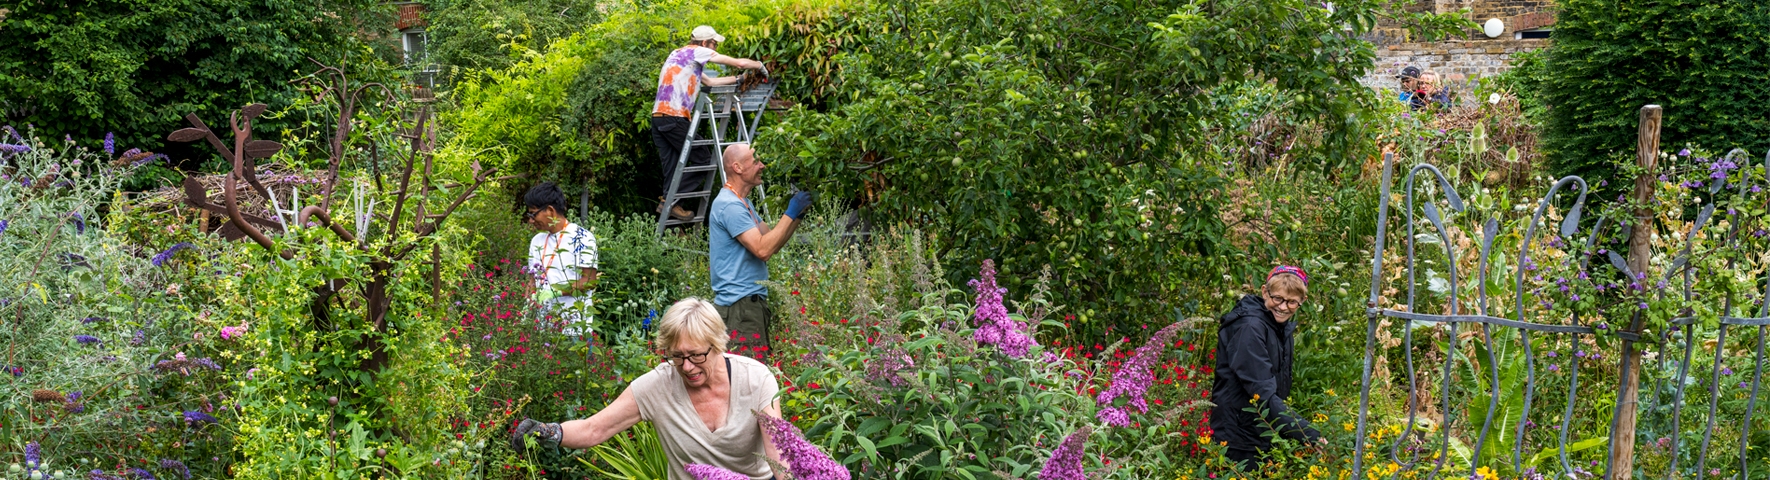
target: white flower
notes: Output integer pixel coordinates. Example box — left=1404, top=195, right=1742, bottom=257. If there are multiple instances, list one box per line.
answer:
left=1488, top=93, right=1502, bottom=104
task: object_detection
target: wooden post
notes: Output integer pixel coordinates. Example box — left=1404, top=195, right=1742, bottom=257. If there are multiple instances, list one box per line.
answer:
left=1610, top=104, right=1660, bottom=479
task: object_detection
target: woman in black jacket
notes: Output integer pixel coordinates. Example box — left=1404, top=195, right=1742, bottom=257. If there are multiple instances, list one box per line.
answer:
left=1210, top=265, right=1323, bottom=470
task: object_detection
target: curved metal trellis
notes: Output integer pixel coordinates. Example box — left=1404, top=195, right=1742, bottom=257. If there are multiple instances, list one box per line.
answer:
left=1354, top=149, right=1770, bottom=479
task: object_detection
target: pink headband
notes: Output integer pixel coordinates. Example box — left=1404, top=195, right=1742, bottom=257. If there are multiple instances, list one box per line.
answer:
left=1267, top=265, right=1308, bottom=285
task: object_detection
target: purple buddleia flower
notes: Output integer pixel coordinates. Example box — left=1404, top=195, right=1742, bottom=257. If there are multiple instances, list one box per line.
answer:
left=0, top=219, right=8, bottom=237
left=968, top=260, right=1036, bottom=358
left=65, top=391, right=85, bottom=413
left=863, top=348, right=913, bottom=387
left=82, top=316, right=106, bottom=324
left=756, top=415, right=850, bottom=480
left=1095, top=321, right=1187, bottom=426
left=157, top=459, right=189, bottom=480
left=103, top=132, right=115, bottom=155
left=26, top=441, right=41, bottom=469
left=1039, top=426, right=1090, bottom=480
left=133, top=153, right=167, bottom=168
left=91, top=469, right=126, bottom=480
left=70, top=212, right=86, bottom=234
left=152, top=243, right=194, bottom=267
left=684, top=464, right=750, bottom=480
left=0, top=143, right=29, bottom=154
left=183, top=410, right=218, bottom=427
left=130, top=329, right=146, bottom=346
left=129, top=468, right=156, bottom=480
left=75, top=335, right=101, bottom=345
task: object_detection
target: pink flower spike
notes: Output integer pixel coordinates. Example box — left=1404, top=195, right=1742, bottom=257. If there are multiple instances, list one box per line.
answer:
left=757, top=414, right=850, bottom=480
left=1039, top=426, right=1091, bottom=480
left=685, top=464, right=750, bottom=480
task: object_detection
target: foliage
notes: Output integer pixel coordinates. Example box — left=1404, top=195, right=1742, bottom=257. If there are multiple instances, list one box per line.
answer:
left=0, top=130, right=238, bottom=478
left=761, top=0, right=1466, bottom=337
left=762, top=217, right=1218, bottom=479
left=1521, top=0, right=1770, bottom=185
left=422, top=0, right=607, bottom=76
left=0, top=0, right=397, bottom=175
left=442, top=0, right=860, bottom=216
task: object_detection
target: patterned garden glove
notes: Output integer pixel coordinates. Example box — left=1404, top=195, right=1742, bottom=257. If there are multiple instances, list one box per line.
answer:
left=511, top=418, right=563, bottom=452
left=785, top=190, right=813, bottom=220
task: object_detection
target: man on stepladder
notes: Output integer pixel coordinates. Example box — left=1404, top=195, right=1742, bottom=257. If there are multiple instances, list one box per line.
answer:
left=709, top=143, right=810, bottom=363
left=651, top=25, right=766, bottom=221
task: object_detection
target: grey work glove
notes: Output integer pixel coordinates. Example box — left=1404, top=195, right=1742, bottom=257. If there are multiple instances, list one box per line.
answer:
left=511, top=418, right=563, bottom=452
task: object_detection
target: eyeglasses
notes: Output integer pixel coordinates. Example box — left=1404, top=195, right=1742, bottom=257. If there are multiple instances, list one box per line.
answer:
left=521, top=208, right=540, bottom=223
left=1270, top=295, right=1303, bottom=309
left=665, top=347, right=715, bottom=366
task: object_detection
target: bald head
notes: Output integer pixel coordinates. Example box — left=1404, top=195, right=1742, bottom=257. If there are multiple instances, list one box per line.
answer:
left=722, top=143, right=753, bottom=169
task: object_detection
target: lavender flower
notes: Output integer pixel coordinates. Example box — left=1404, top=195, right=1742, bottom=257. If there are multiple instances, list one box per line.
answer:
left=182, top=410, right=219, bottom=427
left=151, top=243, right=193, bottom=267
left=1548, top=364, right=1560, bottom=372
left=103, top=132, right=115, bottom=155
left=968, top=260, right=1036, bottom=358
left=1722, top=367, right=1733, bottom=375
left=1678, top=148, right=1691, bottom=156
left=1039, top=426, right=1090, bottom=480
left=132, top=153, right=167, bottom=168
left=75, top=335, right=101, bottom=345
left=1095, top=321, right=1186, bottom=426
left=756, top=414, right=850, bottom=480
left=156, top=460, right=188, bottom=480
left=65, top=391, right=85, bottom=413
left=683, top=464, right=749, bottom=480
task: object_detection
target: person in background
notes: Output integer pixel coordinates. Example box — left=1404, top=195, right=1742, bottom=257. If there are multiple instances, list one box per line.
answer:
left=1396, top=66, right=1422, bottom=105
left=1412, top=71, right=1453, bottom=111
left=1211, top=265, right=1323, bottom=471
left=651, top=25, right=767, bottom=221
left=524, top=182, right=599, bottom=344
left=510, top=298, right=786, bottom=480
left=708, top=143, right=811, bottom=363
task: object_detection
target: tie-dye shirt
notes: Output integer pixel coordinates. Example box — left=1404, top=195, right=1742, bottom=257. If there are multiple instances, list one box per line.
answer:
left=652, top=45, right=718, bottom=118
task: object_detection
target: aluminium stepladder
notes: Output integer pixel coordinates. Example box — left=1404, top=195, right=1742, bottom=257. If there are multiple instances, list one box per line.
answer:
left=655, top=78, right=778, bottom=237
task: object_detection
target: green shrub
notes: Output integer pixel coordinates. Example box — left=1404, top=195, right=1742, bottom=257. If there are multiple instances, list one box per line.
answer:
left=0, top=130, right=238, bottom=478
left=0, top=0, right=396, bottom=174
left=1524, top=0, right=1770, bottom=184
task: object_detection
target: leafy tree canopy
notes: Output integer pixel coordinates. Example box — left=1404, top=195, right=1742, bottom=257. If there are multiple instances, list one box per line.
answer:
left=0, top=0, right=396, bottom=174
left=1523, top=0, right=1770, bottom=183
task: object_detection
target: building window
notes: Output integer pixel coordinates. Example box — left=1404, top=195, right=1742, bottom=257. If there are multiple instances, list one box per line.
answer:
left=1515, top=29, right=1551, bottom=40
left=401, top=29, right=427, bottom=64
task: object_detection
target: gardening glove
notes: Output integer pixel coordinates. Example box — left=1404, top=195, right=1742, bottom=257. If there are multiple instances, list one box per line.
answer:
left=511, top=418, right=563, bottom=452
left=785, top=190, right=813, bottom=220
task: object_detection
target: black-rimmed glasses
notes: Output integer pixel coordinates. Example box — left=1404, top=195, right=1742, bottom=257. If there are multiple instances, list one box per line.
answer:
left=665, top=347, right=715, bottom=366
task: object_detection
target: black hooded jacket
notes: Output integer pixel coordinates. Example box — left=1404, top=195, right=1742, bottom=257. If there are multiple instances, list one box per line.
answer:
left=1210, top=294, right=1320, bottom=450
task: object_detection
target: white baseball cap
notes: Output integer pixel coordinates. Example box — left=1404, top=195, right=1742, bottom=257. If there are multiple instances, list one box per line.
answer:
left=691, top=25, right=725, bottom=43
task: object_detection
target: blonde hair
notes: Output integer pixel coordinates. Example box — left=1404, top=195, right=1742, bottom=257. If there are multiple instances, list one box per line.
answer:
left=656, top=297, right=728, bottom=353
left=1265, top=273, right=1308, bottom=298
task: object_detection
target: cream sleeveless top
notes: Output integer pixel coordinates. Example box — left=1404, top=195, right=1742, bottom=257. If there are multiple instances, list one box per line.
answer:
left=631, top=353, right=779, bottom=480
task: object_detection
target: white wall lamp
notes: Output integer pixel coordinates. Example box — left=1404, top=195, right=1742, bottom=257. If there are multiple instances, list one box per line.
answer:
left=1483, top=18, right=1505, bottom=38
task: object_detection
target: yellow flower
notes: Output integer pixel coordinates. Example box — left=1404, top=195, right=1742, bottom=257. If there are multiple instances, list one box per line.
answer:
left=1314, top=412, right=1329, bottom=423
left=1326, top=389, right=1338, bottom=396
left=1252, top=393, right=1262, bottom=401
left=1343, top=422, right=1357, bottom=432
left=1476, top=467, right=1498, bottom=480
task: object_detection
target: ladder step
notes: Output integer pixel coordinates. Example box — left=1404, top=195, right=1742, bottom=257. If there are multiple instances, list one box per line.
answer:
left=662, top=216, right=708, bottom=226
left=681, top=165, right=719, bottom=173
left=688, top=139, right=749, bottom=147
left=667, top=190, right=715, bottom=201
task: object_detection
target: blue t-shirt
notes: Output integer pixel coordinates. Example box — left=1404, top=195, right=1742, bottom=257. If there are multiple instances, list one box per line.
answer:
left=709, top=188, right=769, bottom=306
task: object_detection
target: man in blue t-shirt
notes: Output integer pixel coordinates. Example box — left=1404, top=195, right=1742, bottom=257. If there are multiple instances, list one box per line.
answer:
left=708, top=143, right=811, bottom=362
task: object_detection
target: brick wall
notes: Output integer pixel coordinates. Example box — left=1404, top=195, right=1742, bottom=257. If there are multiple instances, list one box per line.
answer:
left=1360, top=39, right=1550, bottom=90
